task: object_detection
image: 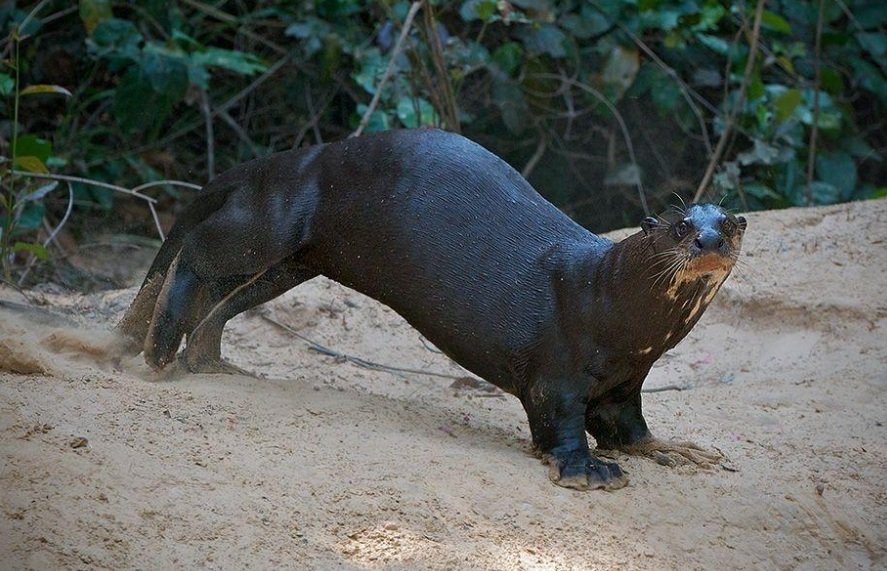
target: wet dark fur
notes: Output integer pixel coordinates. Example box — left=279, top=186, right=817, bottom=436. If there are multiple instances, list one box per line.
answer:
left=118, top=129, right=746, bottom=490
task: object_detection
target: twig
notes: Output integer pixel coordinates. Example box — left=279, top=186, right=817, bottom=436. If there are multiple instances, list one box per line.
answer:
left=260, top=313, right=468, bottom=381
left=600, top=12, right=713, bottom=155
left=11, top=170, right=157, bottom=203
left=219, top=109, right=262, bottom=157
left=530, top=72, right=649, bottom=215
left=641, top=384, right=685, bottom=394
left=131, top=179, right=202, bottom=193
left=17, top=182, right=74, bottom=285
left=693, top=0, right=766, bottom=203
left=199, top=89, right=215, bottom=180
left=292, top=85, right=339, bottom=149
left=352, top=1, right=422, bottom=138
left=422, top=0, right=460, bottom=132
left=122, top=55, right=291, bottom=160
left=806, top=0, right=825, bottom=206
left=521, top=129, right=547, bottom=178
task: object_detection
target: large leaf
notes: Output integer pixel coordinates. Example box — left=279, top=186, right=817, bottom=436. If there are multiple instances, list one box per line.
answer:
left=13, top=135, right=51, bottom=163
left=459, top=0, right=497, bottom=22
left=396, top=97, right=438, bottom=128
left=601, top=46, right=639, bottom=101
left=0, top=72, right=12, bottom=96
left=138, top=46, right=189, bottom=98
left=191, top=48, right=267, bottom=76
left=87, top=18, right=143, bottom=64
left=816, top=151, right=857, bottom=200
left=79, top=0, right=113, bottom=35
left=13, top=156, right=49, bottom=174
left=12, top=241, right=49, bottom=260
left=354, top=104, right=390, bottom=133
left=773, top=88, right=801, bottom=123
left=20, top=84, right=72, bottom=97
left=516, top=24, right=568, bottom=58
left=113, top=67, right=178, bottom=133
left=492, top=42, right=523, bottom=76
left=761, top=10, right=791, bottom=34
left=492, top=78, right=529, bottom=135
left=559, top=7, right=610, bottom=39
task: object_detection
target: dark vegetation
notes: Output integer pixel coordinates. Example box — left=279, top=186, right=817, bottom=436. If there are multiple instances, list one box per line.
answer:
left=1, top=0, right=885, bottom=286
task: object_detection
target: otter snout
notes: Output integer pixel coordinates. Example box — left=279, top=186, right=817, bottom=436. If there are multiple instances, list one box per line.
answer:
left=693, top=229, right=726, bottom=253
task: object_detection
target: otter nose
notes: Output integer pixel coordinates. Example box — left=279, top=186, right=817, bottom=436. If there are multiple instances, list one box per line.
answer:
left=694, top=230, right=725, bottom=252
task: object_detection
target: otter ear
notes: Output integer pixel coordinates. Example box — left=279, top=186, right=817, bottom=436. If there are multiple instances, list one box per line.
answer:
left=737, top=216, right=747, bottom=231
left=641, top=216, right=660, bottom=235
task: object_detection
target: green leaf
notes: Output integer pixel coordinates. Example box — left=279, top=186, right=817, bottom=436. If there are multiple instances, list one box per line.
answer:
left=88, top=18, right=143, bottom=64
left=80, top=0, right=113, bottom=35
left=743, top=183, right=781, bottom=200
left=737, top=139, right=794, bottom=166
left=747, top=69, right=765, bottom=101
left=12, top=241, right=49, bottom=260
left=191, top=48, right=267, bottom=76
left=856, top=32, right=887, bottom=58
left=459, top=0, right=497, bottom=22
left=697, top=34, right=730, bottom=55
left=113, top=67, right=177, bottom=133
left=354, top=104, right=389, bottom=133
left=761, top=10, right=791, bottom=34
left=850, top=57, right=887, bottom=103
left=492, top=78, right=529, bottom=135
left=13, top=135, right=51, bottom=163
left=816, top=152, right=857, bottom=200
left=492, top=42, right=523, bottom=76
left=559, top=8, right=610, bottom=39
left=139, top=47, right=189, bottom=97
left=517, top=24, right=567, bottom=58
left=601, top=46, right=639, bottom=100
left=14, top=200, right=45, bottom=231
left=0, top=73, right=13, bottom=96
left=604, top=163, right=641, bottom=186
left=13, top=156, right=49, bottom=174
left=352, top=49, right=386, bottom=95
left=773, top=88, right=801, bottom=122
left=396, top=97, right=438, bottom=128
left=20, top=84, right=72, bottom=97
left=820, top=68, right=844, bottom=94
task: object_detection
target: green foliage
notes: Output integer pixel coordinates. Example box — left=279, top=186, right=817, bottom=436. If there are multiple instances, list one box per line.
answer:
left=1, top=0, right=885, bottom=284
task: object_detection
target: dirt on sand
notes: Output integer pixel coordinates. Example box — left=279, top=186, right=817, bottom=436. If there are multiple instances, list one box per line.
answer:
left=1, top=200, right=885, bottom=570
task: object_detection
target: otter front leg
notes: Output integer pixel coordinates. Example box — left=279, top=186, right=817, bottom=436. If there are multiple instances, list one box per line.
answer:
left=586, top=392, right=722, bottom=467
left=522, top=380, right=628, bottom=491
left=144, top=252, right=202, bottom=369
left=183, top=261, right=317, bottom=374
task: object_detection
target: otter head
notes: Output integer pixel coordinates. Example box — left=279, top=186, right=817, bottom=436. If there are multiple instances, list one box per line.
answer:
left=641, top=203, right=746, bottom=291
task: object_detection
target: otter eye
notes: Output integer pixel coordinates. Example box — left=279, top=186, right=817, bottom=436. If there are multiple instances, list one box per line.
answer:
left=675, top=220, right=691, bottom=238
left=722, top=218, right=737, bottom=236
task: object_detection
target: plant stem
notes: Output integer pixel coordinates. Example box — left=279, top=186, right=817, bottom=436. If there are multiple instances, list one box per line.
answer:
left=3, top=32, right=21, bottom=280
left=806, top=0, right=825, bottom=206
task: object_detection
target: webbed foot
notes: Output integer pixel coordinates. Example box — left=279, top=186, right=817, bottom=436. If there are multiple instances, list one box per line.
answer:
left=543, top=450, right=629, bottom=491
left=615, top=437, right=723, bottom=467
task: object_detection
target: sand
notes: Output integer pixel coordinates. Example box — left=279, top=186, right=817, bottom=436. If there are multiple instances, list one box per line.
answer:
left=1, top=200, right=885, bottom=570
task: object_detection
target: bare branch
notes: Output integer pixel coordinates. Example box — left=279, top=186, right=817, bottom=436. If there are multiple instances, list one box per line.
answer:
left=806, top=0, right=825, bottom=206
left=693, top=0, right=766, bottom=203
